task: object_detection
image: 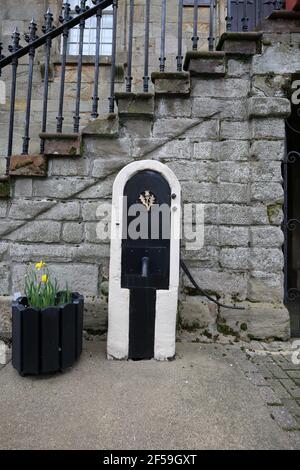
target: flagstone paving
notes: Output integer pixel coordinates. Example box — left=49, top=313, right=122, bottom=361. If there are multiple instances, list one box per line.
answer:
left=0, top=340, right=299, bottom=450
left=242, top=340, right=300, bottom=448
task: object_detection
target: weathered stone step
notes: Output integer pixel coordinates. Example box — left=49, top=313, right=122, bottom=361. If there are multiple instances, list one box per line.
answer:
left=9, top=155, right=47, bottom=177
left=40, top=132, right=81, bottom=157
left=216, top=32, right=262, bottom=55
left=257, top=10, right=300, bottom=32
left=151, top=72, right=191, bottom=96
left=184, top=51, right=226, bottom=77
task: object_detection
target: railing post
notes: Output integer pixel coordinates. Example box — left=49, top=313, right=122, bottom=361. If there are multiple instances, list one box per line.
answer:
left=241, top=0, right=249, bottom=32
left=143, top=0, right=151, bottom=92
left=40, top=8, right=54, bottom=153
left=159, top=0, right=167, bottom=72
left=7, top=28, right=21, bottom=172
left=22, top=19, right=39, bottom=155
left=91, top=0, right=102, bottom=119
left=192, top=0, right=199, bottom=51
left=208, top=0, right=215, bottom=51
left=226, top=0, right=233, bottom=32
left=177, top=0, right=183, bottom=72
left=109, top=0, right=118, bottom=113
left=126, top=0, right=134, bottom=92
left=57, top=2, right=72, bottom=133
left=74, top=0, right=89, bottom=133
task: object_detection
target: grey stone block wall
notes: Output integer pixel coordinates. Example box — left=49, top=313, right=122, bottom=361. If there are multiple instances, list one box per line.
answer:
left=1, top=26, right=298, bottom=341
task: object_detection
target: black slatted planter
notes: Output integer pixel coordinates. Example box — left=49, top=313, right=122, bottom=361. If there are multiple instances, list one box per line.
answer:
left=12, top=293, right=84, bottom=376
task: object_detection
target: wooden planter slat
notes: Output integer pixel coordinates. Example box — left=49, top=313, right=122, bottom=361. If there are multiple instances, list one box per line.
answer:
left=61, top=303, right=76, bottom=370
left=22, top=307, right=39, bottom=375
left=41, top=307, right=60, bottom=374
left=75, top=296, right=84, bottom=358
left=12, top=303, right=23, bottom=374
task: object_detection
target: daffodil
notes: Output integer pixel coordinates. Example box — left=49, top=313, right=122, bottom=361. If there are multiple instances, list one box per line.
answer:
left=35, top=261, right=46, bottom=270
left=25, top=263, right=71, bottom=309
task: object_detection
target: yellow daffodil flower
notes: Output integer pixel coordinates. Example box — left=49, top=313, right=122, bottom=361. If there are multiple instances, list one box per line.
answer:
left=35, top=261, right=46, bottom=270
left=41, top=274, right=48, bottom=283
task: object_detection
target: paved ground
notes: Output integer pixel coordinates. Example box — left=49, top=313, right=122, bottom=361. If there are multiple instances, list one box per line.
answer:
left=0, top=340, right=299, bottom=450
left=243, top=340, right=300, bottom=450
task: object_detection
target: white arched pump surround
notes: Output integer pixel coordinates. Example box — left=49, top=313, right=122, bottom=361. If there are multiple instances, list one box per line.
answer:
left=107, top=160, right=181, bottom=361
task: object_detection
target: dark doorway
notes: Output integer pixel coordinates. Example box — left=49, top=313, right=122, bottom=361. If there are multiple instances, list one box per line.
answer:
left=284, top=74, right=300, bottom=337
left=230, top=0, right=280, bottom=32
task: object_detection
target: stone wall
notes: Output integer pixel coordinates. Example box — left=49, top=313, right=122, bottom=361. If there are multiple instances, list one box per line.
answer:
left=1, top=14, right=300, bottom=341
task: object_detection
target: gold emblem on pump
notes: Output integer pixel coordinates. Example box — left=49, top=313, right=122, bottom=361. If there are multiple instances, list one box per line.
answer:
left=139, top=190, right=156, bottom=211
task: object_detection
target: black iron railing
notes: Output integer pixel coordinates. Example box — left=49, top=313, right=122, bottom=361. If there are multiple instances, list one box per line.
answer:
left=0, top=0, right=283, bottom=174
left=0, top=0, right=115, bottom=173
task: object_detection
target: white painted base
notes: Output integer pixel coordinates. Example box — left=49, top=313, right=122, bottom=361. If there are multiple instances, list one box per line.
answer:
left=0, top=341, right=11, bottom=365
left=154, top=289, right=178, bottom=360
left=107, top=284, right=129, bottom=360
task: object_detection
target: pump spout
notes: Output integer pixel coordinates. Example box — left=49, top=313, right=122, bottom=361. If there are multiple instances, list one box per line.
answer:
left=141, top=256, right=149, bottom=278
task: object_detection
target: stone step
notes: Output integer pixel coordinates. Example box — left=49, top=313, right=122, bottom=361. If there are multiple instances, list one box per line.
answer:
left=115, top=93, right=154, bottom=118
left=256, top=10, right=300, bottom=32
left=40, top=132, right=81, bottom=158
left=151, top=72, right=190, bottom=96
left=216, top=32, right=263, bottom=55
left=81, top=113, right=119, bottom=138
left=184, top=51, right=226, bottom=77
left=9, top=155, right=47, bottom=177
left=115, top=93, right=154, bottom=138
